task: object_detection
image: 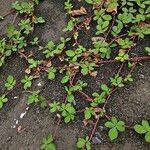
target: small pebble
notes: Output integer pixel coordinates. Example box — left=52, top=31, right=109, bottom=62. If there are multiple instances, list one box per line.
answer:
left=99, top=125, right=104, bottom=131
left=138, top=74, right=144, bottom=79
left=92, top=136, right=102, bottom=144
left=20, top=111, right=27, bottom=119
left=15, top=120, right=19, bottom=125
left=26, top=107, right=29, bottom=110
left=73, top=100, right=77, bottom=106
left=38, top=82, right=42, bottom=86
left=14, top=96, right=18, bottom=99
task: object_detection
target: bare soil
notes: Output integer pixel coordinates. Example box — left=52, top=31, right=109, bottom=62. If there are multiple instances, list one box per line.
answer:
left=0, top=0, right=150, bottom=150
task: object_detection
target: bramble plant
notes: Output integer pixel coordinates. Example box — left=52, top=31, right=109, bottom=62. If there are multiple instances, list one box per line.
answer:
left=105, top=117, right=125, bottom=140
left=41, top=134, right=56, bottom=150
left=134, top=120, right=150, bottom=142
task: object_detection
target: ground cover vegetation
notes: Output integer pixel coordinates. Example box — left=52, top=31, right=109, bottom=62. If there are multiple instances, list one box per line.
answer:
left=0, top=0, right=150, bottom=149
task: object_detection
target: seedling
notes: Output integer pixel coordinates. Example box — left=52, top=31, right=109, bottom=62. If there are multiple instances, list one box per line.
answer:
left=28, top=58, right=42, bottom=69
left=77, top=136, right=91, bottom=150
left=65, top=86, right=75, bottom=103
left=80, top=61, right=96, bottom=76
left=145, top=47, right=150, bottom=55
left=34, top=16, right=45, bottom=24
left=60, top=103, right=76, bottom=123
left=30, top=37, right=39, bottom=45
left=96, top=18, right=110, bottom=35
left=12, top=1, right=34, bottom=14
left=63, top=18, right=79, bottom=32
left=105, top=117, right=125, bottom=140
left=18, top=19, right=33, bottom=35
left=124, top=74, right=133, bottom=82
left=41, top=134, right=56, bottom=150
left=134, top=120, right=150, bottom=142
left=84, top=107, right=96, bottom=120
left=91, top=92, right=105, bottom=107
left=64, top=0, right=73, bottom=14
left=116, top=38, right=133, bottom=49
left=47, top=67, right=57, bottom=80
left=21, top=75, right=33, bottom=90
left=115, top=50, right=129, bottom=62
left=43, top=38, right=70, bottom=58
left=5, top=75, right=16, bottom=90
left=49, top=101, right=60, bottom=113
left=118, top=7, right=134, bottom=24
left=27, top=91, right=40, bottom=105
left=66, top=45, right=86, bottom=62
left=110, top=75, right=124, bottom=87
left=0, top=95, right=8, bottom=109
left=112, top=20, right=123, bottom=36
left=92, top=40, right=111, bottom=59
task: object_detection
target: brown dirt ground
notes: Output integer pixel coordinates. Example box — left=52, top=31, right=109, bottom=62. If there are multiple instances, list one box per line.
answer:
left=0, top=0, right=150, bottom=150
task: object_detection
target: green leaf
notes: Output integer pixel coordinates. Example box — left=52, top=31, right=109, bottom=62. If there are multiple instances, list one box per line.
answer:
left=85, top=0, right=93, bottom=4
left=36, top=17, right=45, bottom=23
left=142, top=120, right=150, bottom=131
left=48, top=72, right=55, bottom=80
left=61, top=76, right=69, bottom=84
left=111, top=117, right=118, bottom=124
left=66, top=50, right=75, bottom=57
left=81, top=67, right=89, bottom=75
left=0, top=101, right=3, bottom=108
left=0, top=16, right=4, bottom=20
left=77, top=138, right=85, bottom=148
left=134, top=125, right=147, bottom=134
left=116, top=125, right=125, bottom=132
left=108, top=128, right=118, bottom=140
left=46, top=144, right=56, bottom=150
left=84, top=109, right=91, bottom=120
left=145, top=132, right=150, bottom=142
left=103, top=15, right=112, bottom=21
left=105, top=121, right=115, bottom=128
left=66, top=94, right=74, bottom=103
left=64, top=115, right=71, bottom=123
